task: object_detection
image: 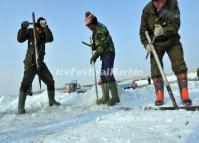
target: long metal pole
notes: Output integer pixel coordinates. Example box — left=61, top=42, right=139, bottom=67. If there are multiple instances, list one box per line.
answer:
left=145, top=36, right=156, bottom=59
left=89, top=37, right=99, bottom=100
left=145, top=31, right=178, bottom=109
left=32, top=12, right=41, bottom=89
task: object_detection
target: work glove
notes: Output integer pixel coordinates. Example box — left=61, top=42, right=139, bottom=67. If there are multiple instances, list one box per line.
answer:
left=90, top=54, right=98, bottom=64
left=145, top=43, right=153, bottom=53
left=40, top=20, right=47, bottom=28
left=21, top=21, right=29, bottom=28
left=91, top=43, right=96, bottom=51
left=154, top=24, right=164, bottom=37
left=98, top=79, right=103, bottom=85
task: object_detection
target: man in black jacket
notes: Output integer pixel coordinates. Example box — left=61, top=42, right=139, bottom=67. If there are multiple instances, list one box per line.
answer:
left=17, top=17, right=60, bottom=114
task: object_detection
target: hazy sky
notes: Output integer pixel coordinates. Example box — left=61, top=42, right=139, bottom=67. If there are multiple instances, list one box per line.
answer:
left=0, top=0, right=198, bottom=95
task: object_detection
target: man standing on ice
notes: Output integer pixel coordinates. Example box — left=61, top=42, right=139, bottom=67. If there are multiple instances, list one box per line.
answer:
left=84, top=11, right=120, bottom=106
left=197, top=68, right=199, bottom=80
left=140, top=0, right=192, bottom=106
left=17, top=17, right=60, bottom=114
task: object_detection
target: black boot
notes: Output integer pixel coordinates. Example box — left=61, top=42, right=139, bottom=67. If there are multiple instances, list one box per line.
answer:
left=18, top=91, right=27, bottom=114
left=48, top=90, right=61, bottom=106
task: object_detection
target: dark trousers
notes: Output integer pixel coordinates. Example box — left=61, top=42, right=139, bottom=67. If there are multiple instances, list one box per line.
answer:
left=150, top=39, right=187, bottom=79
left=100, top=52, right=116, bottom=83
left=20, top=63, right=54, bottom=93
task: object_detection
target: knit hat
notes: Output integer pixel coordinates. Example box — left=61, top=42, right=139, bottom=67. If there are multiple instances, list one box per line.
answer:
left=84, top=11, right=94, bottom=26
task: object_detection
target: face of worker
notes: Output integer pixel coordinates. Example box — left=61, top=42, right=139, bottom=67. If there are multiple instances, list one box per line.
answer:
left=153, top=0, right=167, bottom=10
left=36, top=27, right=43, bottom=34
left=87, top=23, right=95, bottom=31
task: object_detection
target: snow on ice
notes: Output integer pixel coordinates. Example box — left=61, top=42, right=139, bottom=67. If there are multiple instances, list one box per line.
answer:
left=0, top=72, right=199, bottom=143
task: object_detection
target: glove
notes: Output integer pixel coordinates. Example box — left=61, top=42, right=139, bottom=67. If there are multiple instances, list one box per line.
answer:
left=145, top=43, right=153, bottom=53
left=40, top=20, right=47, bottom=28
left=91, top=43, right=96, bottom=51
left=90, top=54, right=98, bottom=64
left=98, top=79, right=103, bottom=85
left=21, top=21, right=29, bottom=28
left=154, top=24, right=164, bottom=37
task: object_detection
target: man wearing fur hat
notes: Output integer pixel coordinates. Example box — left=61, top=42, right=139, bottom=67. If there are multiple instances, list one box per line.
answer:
left=17, top=17, right=60, bottom=114
left=84, top=11, right=120, bottom=106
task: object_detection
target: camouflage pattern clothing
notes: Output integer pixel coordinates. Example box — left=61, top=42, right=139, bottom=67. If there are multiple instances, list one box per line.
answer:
left=90, top=21, right=120, bottom=106
left=92, top=22, right=115, bottom=57
left=140, top=0, right=187, bottom=79
left=92, top=22, right=115, bottom=83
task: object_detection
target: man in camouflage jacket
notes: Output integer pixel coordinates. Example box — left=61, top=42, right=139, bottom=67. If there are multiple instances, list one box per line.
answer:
left=84, top=11, right=120, bottom=106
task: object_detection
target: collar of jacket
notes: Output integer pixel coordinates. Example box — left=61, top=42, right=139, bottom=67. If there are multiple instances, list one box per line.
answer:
left=93, top=22, right=100, bottom=32
left=148, top=0, right=170, bottom=16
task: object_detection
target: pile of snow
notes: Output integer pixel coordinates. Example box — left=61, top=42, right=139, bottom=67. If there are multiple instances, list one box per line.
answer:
left=0, top=73, right=199, bottom=143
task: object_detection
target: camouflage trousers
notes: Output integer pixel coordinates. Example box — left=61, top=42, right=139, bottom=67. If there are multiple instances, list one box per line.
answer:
left=20, top=62, right=54, bottom=93
left=150, top=38, right=187, bottom=79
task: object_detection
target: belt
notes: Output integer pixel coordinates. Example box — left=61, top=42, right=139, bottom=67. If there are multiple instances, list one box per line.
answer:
left=155, top=37, right=169, bottom=42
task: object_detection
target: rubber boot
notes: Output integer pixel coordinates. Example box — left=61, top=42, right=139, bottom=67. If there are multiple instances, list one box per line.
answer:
left=107, top=82, right=120, bottom=106
left=153, top=78, right=164, bottom=106
left=18, top=91, right=27, bottom=114
left=96, top=83, right=110, bottom=105
left=48, top=90, right=61, bottom=106
left=177, top=74, right=192, bottom=106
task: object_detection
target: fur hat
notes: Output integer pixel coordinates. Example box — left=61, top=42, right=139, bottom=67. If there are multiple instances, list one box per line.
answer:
left=36, top=17, right=46, bottom=28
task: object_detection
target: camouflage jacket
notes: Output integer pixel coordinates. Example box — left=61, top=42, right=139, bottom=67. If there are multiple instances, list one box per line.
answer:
left=17, top=27, right=53, bottom=66
left=92, top=22, right=115, bottom=58
left=140, top=0, right=180, bottom=47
